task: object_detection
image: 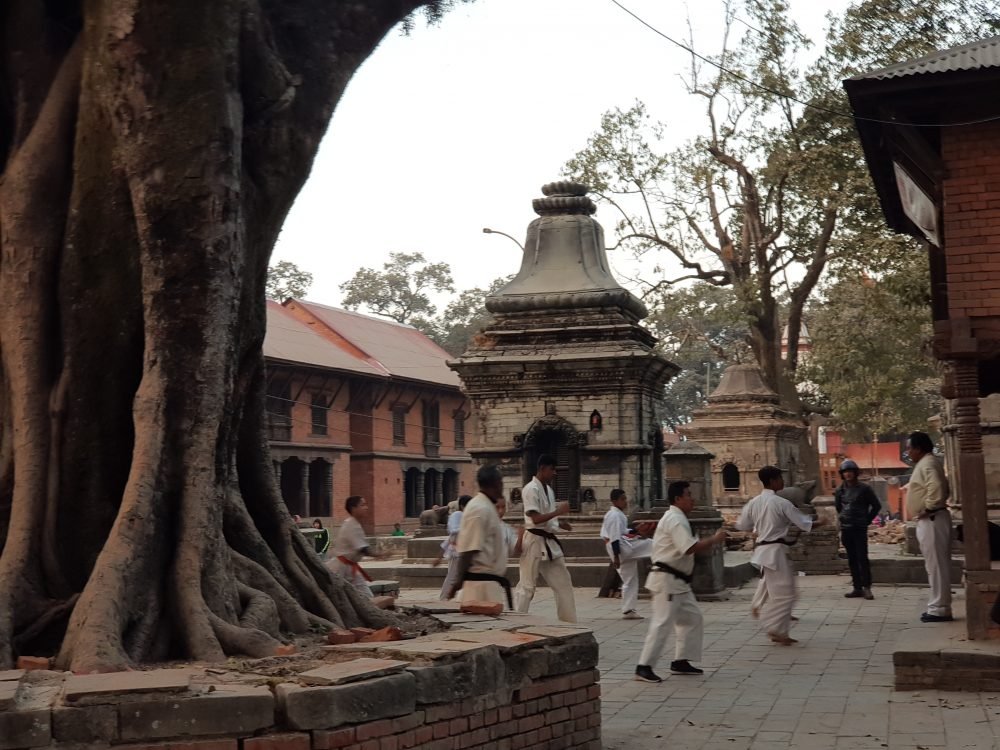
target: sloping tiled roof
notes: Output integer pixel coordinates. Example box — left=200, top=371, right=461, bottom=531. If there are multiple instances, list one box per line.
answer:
left=850, top=36, right=1000, bottom=81
left=290, top=300, right=461, bottom=388
left=264, top=301, right=384, bottom=376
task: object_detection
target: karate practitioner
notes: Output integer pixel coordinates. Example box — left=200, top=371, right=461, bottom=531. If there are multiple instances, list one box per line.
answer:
left=328, top=496, right=384, bottom=597
left=905, top=431, right=953, bottom=622
left=736, top=466, right=823, bottom=645
left=515, top=454, right=577, bottom=623
left=446, top=465, right=513, bottom=608
left=635, top=481, right=727, bottom=683
left=601, top=489, right=653, bottom=619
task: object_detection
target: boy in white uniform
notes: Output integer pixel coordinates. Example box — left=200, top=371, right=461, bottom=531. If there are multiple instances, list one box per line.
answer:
left=438, top=495, right=472, bottom=600
left=515, top=454, right=577, bottom=623
left=636, top=481, right=726, bottom=683
left=736, top=466, right=823, bottom=644
left=601, top=489, right=653, bottom=619
left=328, top=496, right=382, bottom=597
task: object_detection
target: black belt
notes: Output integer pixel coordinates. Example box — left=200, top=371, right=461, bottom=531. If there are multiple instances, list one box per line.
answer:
left=456, top=571, right=513, bottom=609
left=757, top=538, right=795, bottom=547
left=526, top=528, right=564, bottom=560
left=650, top=561, right=693, bottom=584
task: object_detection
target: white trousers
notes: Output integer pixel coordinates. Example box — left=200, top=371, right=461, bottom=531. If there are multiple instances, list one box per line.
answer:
left=759, top=554, right=796, bottom=637
left=329, top=559, right=373, bottom=599
left=916, top=510, right=952, bottom=617
left=462, top=580, right=506, bottom=607
left=515, top=536, right=577, bottom=623
left=751, top=574, right=767, bottom=613
left=439, top=557, right=460, bottom=600
left=607, top=538, right=653, bottom=613
left=638, top=589, right=703, bottom=668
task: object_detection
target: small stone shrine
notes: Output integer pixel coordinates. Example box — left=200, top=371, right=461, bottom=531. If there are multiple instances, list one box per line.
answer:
left=682, top=363, right=808, bottom=509
left=450, top=181, right=678, bottom=509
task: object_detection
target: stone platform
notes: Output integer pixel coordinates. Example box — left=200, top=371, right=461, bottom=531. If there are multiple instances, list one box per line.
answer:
left=0, top=610, right=600, bottom=750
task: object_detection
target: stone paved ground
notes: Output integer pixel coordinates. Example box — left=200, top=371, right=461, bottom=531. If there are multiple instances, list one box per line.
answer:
left=400, top=579, right=1000, bottom=750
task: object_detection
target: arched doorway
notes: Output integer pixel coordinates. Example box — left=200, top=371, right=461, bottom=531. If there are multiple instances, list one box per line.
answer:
left=404, top=468, right=421, bottom=518
left=523, top=416, right=583, bottom=510
left=280, top=457, right=305, bottom=516
left=309, top=459, right=332, bottom=517
left=424, top=468, right=441, bottom=510
left=721, top=463, right=741, bottom=492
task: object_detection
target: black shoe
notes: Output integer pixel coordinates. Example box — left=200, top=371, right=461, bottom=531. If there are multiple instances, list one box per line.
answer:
left=920, top=613, right=954, bottom=623
left=863, top=588, right=874, bottom=600
left=844, top=589, right=864, bottom=598
left=634, top=665, right=663, bottom=683
left=670, top=660, right=704, bottom=675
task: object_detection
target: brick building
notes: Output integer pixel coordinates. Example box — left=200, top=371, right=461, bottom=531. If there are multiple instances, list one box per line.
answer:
left=264, top=300, right=473, bottom=533
left=845, top=36, right=1000, bottom=638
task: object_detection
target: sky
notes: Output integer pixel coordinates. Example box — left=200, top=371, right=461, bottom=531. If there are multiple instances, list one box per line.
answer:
left=272, top=0, right=856, bottom=310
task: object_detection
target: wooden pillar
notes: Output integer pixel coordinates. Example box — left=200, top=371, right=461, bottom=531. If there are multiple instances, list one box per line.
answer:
left=301, top=461, right=311, bottom=517
left=946, top=359, right=990, bottom=572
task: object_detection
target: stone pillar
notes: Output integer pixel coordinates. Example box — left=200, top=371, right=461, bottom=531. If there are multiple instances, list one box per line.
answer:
left=434, top=471, right=444, bottom=506
left=416, top=470, right=426, bottom=510
left=664, top=442, right=727, bottom=601
left=301, top=461, right=311, bottom=516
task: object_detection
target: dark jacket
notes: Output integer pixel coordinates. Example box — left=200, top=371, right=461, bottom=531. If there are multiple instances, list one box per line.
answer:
left=834, top=481, right=881, bottom=529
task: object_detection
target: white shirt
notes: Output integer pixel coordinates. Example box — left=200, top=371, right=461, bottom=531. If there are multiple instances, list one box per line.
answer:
left=441, top=510, right=463, bottom=559
left=332, top=516, right=368, bottom=562
left=646, top=506, right=697, bottom=595
left=522, top=476, right=563, bottom=560
left=600, top=506, right=628, bottom=546
left=736, top=489, right=813, bottom=571
left=456, top=493, right=508, bottom=576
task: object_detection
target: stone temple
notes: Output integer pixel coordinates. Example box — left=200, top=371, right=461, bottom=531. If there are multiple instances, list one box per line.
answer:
left=449, top=181, right=678, bottom=510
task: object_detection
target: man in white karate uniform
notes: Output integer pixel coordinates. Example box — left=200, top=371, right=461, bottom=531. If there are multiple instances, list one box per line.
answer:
left=515, top=454, right=577, bottom=622
left=635, top=481, right=726, bottom=683
left=736, top=466, right=823, bottom=645
left=905, top=431, right=953, bottom=622
left=327, top=496, right=383, bottom=597
left=601, top=489, right=653, bottom=620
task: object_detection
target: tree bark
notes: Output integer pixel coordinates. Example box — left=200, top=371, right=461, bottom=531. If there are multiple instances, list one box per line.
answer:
left=0, top=0, right=436, bottom=672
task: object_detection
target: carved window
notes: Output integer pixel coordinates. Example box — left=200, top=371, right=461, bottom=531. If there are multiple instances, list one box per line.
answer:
left=423, top=401, right=441, bottom=456
left=454, top=412, right=466, bottom=450
left=722, top=463, right=740, bottom=491
left=310, top=394, right=328, bottom=436
left=392, top=406, right=406, bottom=446
left=266, top=378, right=292, bottom=442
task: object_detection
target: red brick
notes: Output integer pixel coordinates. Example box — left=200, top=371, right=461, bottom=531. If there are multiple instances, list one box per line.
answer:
left=378, top=736, right=398, bottom=750
left=459, top=601, right=502, bottom=616
left=119, top=742, right=237, bottom=750
left=16, top=656, right=51, bottom=671
left=391, top=712, right=425, bottom=733
left=275, top=644, right=297, bottom=656
left=425, top=704, right=459, bottom=723
left=242, top=733, right=310, bottom=750
left=395, top=730, right=416, bottom=749
left=586, top=684, right=601, bottom=700
left=448, top=717, right=469, bottom=735
left=483, top=708, right=498, bottom=726
left=518, top=714, right=544, bottom=732
left=433, top=720, right=450, bottom=739
left=545, top=707, right=570, bottom=725
left=568, top=669, right=598, bottom=690
left=355, top=718, right=395, bottom=741
left=497, top=706, right=512, bottom=723
left=313, top=727, right=356, bottom=750
left=350, top=628, right=376, bottom=639
left=414, top=725, right=434, bottom=744
left=326, top=629, right=357, bottom=645
left=359, top=626, right=402, bottom=643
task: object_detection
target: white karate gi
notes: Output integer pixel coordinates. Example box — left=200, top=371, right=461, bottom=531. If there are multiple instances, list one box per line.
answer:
left=637, top=506, right=704, bottom=668
left=439, top=510, right=463, bottom=600
left=455, top=494, right=509, bottom=606
left=907, top=454, right=952, bottom=617
left=736, top=490, right=813, bottom=638
left=515, top=477, right=577, bottom=623
left=328, top=516, right=373, bottom=598
left=601, top=506, right=653, bottom=614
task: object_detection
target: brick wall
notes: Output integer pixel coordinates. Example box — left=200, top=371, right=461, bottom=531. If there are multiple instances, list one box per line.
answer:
left=1, top=625, right=600, bottom=750
left=941, top=121, right=1000, bottom=319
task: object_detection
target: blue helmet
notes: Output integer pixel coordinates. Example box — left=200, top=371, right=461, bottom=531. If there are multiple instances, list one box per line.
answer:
left=839, top=459, right=860, bottom=476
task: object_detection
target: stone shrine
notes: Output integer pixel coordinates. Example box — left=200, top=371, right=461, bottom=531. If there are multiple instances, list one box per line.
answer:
left=682, top=363, right=808, bottom=509
left=449, top=181, right=678, bottom=509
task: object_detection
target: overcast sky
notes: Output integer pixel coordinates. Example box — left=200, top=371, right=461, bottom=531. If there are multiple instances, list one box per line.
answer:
left=272, top=0, right=855, bottom=310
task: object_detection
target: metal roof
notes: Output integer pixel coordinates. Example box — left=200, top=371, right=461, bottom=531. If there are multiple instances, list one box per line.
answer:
left=293, top=301, right=462, bottom=388
left=263, top=302, right=385, bottom=377
left=850, top=36, right=1000, bottom=82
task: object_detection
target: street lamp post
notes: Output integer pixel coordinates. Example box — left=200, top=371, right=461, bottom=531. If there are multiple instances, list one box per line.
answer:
left=482, top=227, right=524, bottom=251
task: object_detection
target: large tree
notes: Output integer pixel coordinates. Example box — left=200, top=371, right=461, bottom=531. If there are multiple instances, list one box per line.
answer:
left=0, top=1, right=461, bottom=673
left=266, top=260, right=313, bottom=301
left=566, top=0, right=999, bottom=410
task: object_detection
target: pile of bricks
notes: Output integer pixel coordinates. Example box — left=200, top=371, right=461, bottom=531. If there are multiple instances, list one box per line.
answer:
left=0, top=621, right=601, bottom=750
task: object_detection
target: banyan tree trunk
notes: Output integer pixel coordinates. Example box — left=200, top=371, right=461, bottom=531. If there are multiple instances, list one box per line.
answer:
left=0, top=0, right=435, bottom=673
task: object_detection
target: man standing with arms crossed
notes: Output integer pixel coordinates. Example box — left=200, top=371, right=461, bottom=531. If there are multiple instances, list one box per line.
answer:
left=515, top=454, right=577, bottom=623
left=736, top=466, right=823, bottom=645
left=635, top=481, right=727, bottom=683
left=905, top=431, right=953, bottom=622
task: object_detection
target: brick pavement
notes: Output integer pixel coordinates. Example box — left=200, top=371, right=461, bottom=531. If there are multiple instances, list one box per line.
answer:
left=401, top=579, right=1000, bottom=749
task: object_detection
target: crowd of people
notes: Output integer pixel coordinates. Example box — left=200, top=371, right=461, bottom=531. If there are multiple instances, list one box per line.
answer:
left=313, top=430, right=954, bottom=683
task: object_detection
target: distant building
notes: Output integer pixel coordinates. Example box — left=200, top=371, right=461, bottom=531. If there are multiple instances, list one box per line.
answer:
left=264, top=300, right=473, bottom=533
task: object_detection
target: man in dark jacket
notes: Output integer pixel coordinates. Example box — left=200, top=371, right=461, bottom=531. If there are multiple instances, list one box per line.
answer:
left=834, top=459, right=882, bottom=600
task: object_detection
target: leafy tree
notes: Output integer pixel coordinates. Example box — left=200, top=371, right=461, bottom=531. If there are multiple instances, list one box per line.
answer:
left=340, top=252, right=454, bottom=333
left=435, top=275, right=513, bottom=355
left=0, top=0, right=467, bottom=673
left=266, top=260, right=313, bottom=301
left=565, top=0, right=999, bottom=412
left=799, top=258, right=941, bottom=440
